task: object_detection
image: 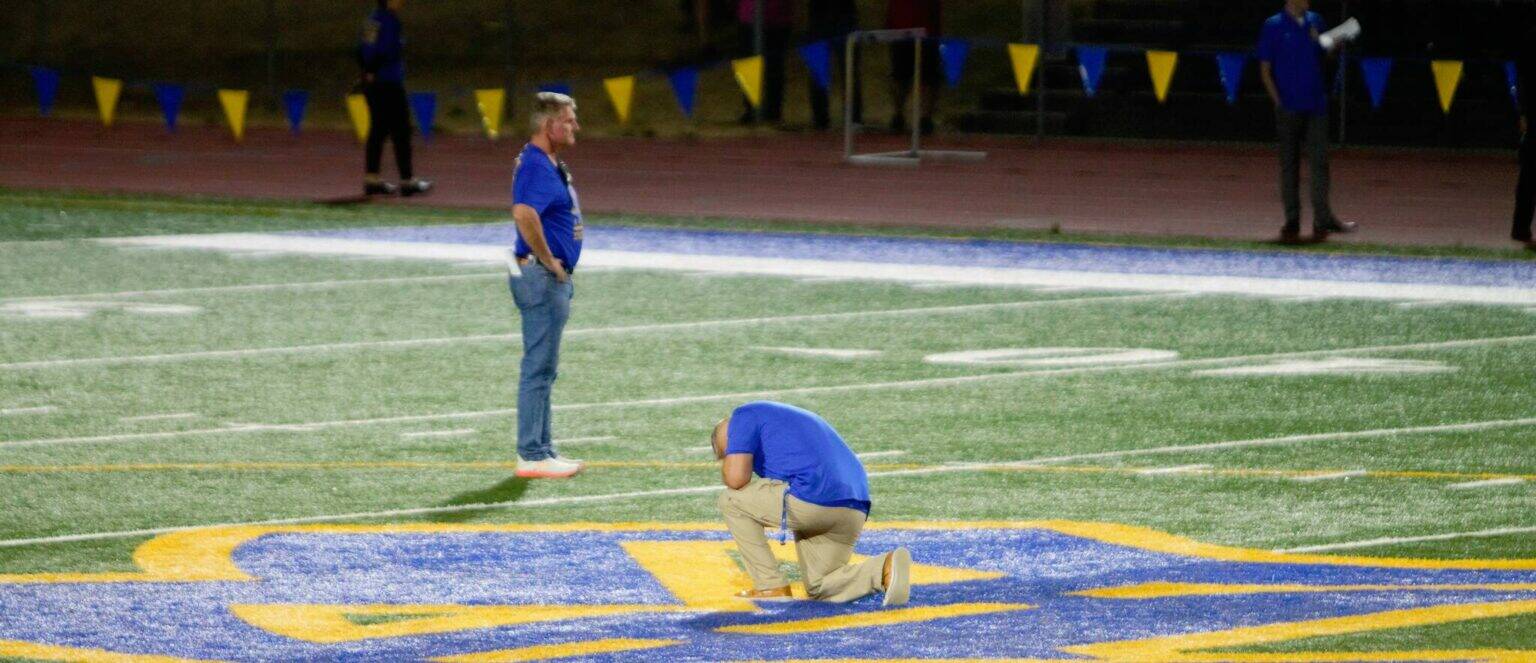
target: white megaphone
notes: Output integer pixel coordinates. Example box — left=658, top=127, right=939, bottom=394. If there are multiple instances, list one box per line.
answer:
left=1318, top=17, right=1361, bottom=50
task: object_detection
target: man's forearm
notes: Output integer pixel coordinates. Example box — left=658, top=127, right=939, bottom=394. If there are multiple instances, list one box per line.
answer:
left=512, top=207, right=559, bottom=267
left=1259, top=64, right=1280, bottom=105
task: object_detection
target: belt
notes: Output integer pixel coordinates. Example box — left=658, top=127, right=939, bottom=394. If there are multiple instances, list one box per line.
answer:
left=516, top=255, right=574, bottom=274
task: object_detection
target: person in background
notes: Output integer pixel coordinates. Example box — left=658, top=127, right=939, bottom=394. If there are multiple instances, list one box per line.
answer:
left=358, top=0, right=430, bottom=197
left=737, top=0, right=794, bottom=124
left=1510, top=20, right=1536, bottom=250
left=808, top=0, right=862, bottom=131
left=1257, top=0, right=1354, bottom=243
left=886, top=0, right=943, bottom=135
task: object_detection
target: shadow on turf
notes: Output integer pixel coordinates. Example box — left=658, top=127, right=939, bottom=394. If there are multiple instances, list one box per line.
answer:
left=425, top=477, right=530, bottom=523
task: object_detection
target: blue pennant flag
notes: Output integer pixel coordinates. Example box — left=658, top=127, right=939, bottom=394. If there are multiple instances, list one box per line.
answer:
left=1076, top=46, right=1107, bottom=97
left=152, top=83, right=185, bottom=132
left=939, top=38, right=970, bottom=89
left=537, top=82, right=572, bottom=96
left=1359, top=57, right=1392, bottom=109
left=799, top=40, right=832, bottom=92
left=667, top=67, right=698, bottom=118
left=1507, top=61, right=1520, bottom=109
left=1215, top=53, right=1246, bottom=104
left=30, top=67, right=60, bottom=117
left=282, top=89, right=308, bottom=134
left=409, top=92, right=437, bottom=141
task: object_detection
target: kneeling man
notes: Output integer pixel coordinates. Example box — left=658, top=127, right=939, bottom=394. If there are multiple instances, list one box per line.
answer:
left=713, top=401, right=911, bottom=605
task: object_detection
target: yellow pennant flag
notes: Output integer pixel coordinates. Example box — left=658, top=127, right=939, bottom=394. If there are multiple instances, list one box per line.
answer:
left=217, top=89, right=249, bottom=142
left=1146, top=50, right=1178, bottom=104
left=1007, top=44, right=1040, bottom=95
left=345, top=94, right=370, bottom=143
left=475, top=88, right=505, bottom=140
left=92, top=77, right=122, bottom=127
left=732, top=56, right=764, bottom=108
left=1430, top=60, right=1463, bottom=114
left=604, top=75, right=636, bottom=126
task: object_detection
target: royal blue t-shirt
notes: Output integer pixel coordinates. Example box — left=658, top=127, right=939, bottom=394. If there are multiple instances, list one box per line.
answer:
left=725, top=401, right=871, bottom=515
left=359, top=9, right=405, bottom=84
left=512, top=143, right=583, bottom=271
left=1257, top=11, right=1330, bottom=115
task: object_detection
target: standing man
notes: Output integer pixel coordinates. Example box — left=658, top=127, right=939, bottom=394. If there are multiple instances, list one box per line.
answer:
left=358, top=0, right=430, bottom=197
left=737, top=0, right=793, bottom=124
left=510, top=92, right=584, bottom=480
left=808, top=0, right=862, bottom=131
left=713, top=401, right=912, bottom=605
left=1258, top=0, right=1354, bottom=243
left=1511, top=21, right=1536, bottom=250
left=886, top=0, right=943, bottom=135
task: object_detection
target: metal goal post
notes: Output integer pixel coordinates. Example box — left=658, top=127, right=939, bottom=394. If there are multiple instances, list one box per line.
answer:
left=843, top=28, right=986, bottom=167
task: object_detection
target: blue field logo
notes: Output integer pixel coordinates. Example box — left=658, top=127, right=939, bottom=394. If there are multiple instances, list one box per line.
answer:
left=1, top=521, right=1534, bottom=661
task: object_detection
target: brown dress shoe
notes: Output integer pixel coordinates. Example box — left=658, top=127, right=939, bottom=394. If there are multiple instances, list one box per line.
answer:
left=734, top=586, right=793, bottom=600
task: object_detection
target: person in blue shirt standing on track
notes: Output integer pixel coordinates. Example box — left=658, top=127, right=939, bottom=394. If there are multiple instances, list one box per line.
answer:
left=712, top=401, right=912, bottom=605
left=509, top=92, right=584, bottom=479
left=1258, top=0, right=1355, bottom=244
left=358, top=0, right=430, bottom=197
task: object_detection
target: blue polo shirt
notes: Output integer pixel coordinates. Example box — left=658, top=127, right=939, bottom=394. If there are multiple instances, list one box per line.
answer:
left=359, top=9, right=405, bottom=84
left=512, top=143, right=583, bottom=271
left=1257, top=10, right=1329, bottom=115
left=725, top=401, right=871, bottom=515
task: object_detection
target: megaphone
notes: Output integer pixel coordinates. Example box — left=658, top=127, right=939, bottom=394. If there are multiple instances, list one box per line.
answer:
left=1319, top=17, right=1361, bottom=50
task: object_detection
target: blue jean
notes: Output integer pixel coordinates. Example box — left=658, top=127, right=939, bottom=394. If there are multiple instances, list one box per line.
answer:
left=509, top=262, right=573, bottom=461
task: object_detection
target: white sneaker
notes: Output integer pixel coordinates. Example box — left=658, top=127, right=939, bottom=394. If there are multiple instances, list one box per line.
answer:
left=515, top=457, right=583, bottom=479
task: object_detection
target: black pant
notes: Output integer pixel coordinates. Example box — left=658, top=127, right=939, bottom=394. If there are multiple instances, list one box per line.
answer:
left=1514, top=127, right=1536, bottom=241
left=737, top=25, right=790, bottom=122
left=1276, top=108, right=1333, bottom=228
left=810, top=40, right=862, bottom=130
left=364, top=81, right=413, bottom=180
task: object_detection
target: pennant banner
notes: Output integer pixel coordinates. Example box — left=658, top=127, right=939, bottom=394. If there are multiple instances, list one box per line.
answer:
left=218, top=89, right=249, bottom=142
left=1430, top=60, right=1463, bottom=114
left=537, top=82, right=572, bottom=96
left=345, top=93, right=370, bottom=143
left=475, top=88, right=505, bottom=139
left=1146, top=50, right=1178, bottom=104
left=152, top=83, right=184, bottom=132
left=1359, top=57, right=1392, bottom=109
left=939, top=38, right=970, bottom=89
left=799, top=40, right=832, bottom=92
left=1007, top=43, right=1040, bottom=96
left=1215, top=53, right=1246, bottom=105
left=409, top=92, right=436, bottom=141
left=1076, top=46, right=1107, bottom=97
left=282, top=89, right=308, bottom=134
left=1508, top=61, right=1520, bottom=109
left=92, top=76, right=122, bottom=128
left=733, top=56, right=764, bottom=108
left=603, top=75, right=635, bottom=126
left=668, top=67, right=698, bottom=118
left=30, top=67, right=60, bottom=117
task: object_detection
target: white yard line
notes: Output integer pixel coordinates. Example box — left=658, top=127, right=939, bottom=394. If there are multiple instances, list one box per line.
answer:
left=1134, top=464, right=1210, bottom=476
left=2, top=273, right=502, bottom=304
left=1394, top=300, right=1453, bottom=309
left=553, top=436, right=619, bottom=446
left=1290, top=470, right=1368, bottom=482
left=856, top=450, right=908, bottom=459
left=0, top=406, right=55, bottom=416
left=119, top=413, right=199, bottom=423
left=0, top=292, right=1182, bottom=371
left=1277, top=526, right=1536, bottom=553
left=685, top=445, right=716, bottom=454
left=1445, top=477, right=1527, bottom=490
left=400, top=429, right=478, bottom=440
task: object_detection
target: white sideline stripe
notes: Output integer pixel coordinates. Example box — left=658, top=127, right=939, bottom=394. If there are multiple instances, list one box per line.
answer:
left=1277, top=526, right=1536, bottom=553
left=1290, top=470, right=1368, bottom=482
left=6, top=417, right=1536, bottom=548
left=5, top=334, right=1536, bottom=450
left=0, top=406, right=55, bottom=416
left=1446, top=477, right=1527, bottom=490
left=1135, top=464, right=1210, bottom=476
left=101, top=234, right=1536, bottom=305
left=0, top=292, right=1180, bottom=370
left=120, top=413, right=198, bottom=423
left=400, top=429, right=477, bottom=439
left=2, top=273, right=502, bottom=304
left=856, top=450, right=908, bottom=459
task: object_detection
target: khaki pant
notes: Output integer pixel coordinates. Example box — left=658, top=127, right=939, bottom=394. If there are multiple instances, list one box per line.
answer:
left=716, top=477, right=887, bottom=603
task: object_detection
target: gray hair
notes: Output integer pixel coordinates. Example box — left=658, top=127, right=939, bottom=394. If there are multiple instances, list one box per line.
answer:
left=529, top=92, right=576, bottom=133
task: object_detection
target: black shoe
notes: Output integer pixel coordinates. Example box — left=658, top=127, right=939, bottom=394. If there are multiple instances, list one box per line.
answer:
left=1513, top=229, right=1532, bottom=243
left=1278, top=224, right=1302, bottom=244
left=399, top=179, right=433, bottom=197
left=1314, top=219, right=1357, bottom=237
left=364, top=181, right=398, bottom=196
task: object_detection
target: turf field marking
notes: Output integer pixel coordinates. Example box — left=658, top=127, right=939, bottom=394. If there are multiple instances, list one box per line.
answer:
left=1278, top=526, right=1536, bottom=553
left=0, top=292, right=1182, bottom=370
left=751, top=346, right=882, bottom=360
left=1135, top=464, right=1210, bottom=476
left=856, top=450, right=907, bottom=459
left=120, top=412, right=199, bottom=423
left=1395, top=300, right=1453, bottom=309
left=400, top=429, right=477, bottom=440
left=713, top=603, right=1033, bottom=635
left=1, top=273, right=502, bottom=303
left=550, top=435, right=618, bottom=446
left=1290, top=470, right=1367, bottom=482
left=1193, top=358, right=1454, bottom=376
left=0, top=406, right=55, bottom=417
left=924, top=347, right=1178, bottom=368
left=1446, top=478, right=1527, bottom=490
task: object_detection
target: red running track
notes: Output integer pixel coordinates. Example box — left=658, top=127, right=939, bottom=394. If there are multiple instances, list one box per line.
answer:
left=0, top=118, right=1521, bottom=249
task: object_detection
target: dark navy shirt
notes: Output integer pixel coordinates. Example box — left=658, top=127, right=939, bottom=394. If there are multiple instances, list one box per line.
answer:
left=512, top=143, right=583, bottom=271
left=1257, top=10, right=1329, bottom=115
left=359, top=9, right=405, bottom=84
left=725, top=401, right=871, bottom=515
